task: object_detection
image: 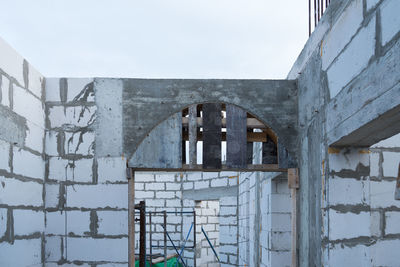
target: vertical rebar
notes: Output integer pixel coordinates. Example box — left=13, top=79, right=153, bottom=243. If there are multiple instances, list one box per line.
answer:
left=193, top=211, right=196, bottom=267
left=149, top=212, right=152, bottom=267
left=164, top=211, right=167, bottom=267
left=139, top=201, right=146, bottom=267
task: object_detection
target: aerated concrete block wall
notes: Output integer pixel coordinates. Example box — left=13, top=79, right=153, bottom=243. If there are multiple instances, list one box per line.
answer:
left=0, top=38, right=46, bottom=266
left=289, top=0, right=400, bottom=266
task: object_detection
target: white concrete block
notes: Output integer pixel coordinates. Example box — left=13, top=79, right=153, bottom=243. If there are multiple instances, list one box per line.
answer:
left=13, top=209, right=44, bottom=235
left=135, top=190, right=154, bottom=199
left=381, top=0, right=400, bottom=45
left=45, top=130, right=59, bottom=156
left=97, top=156, right=125, bottom=183
left=48, top=157, right=93, bottom=183
left=329, top=210, right=370, bottom=240
left=27, top=64, right=44, bottom=98
left=45, top=211, right=65, bottom=235
left=211, top=177, right=228, bottom=187
left=270, top=193, right=291, bottom=213
left=66, top=78, right=94, bottom=102
left=270, top=231, right=291, bottom=250
left=155, top=172, right=176, bottom=182
left=270, top=251, right=290, bottom=267
left=67, top=210, right=90, bottom=235
left=13, top=84, right=44, bottom=128
left=370, top=180, right=400, bottom=208
left=382, top=151, right=400, bottom=177
left=372, top=133, right=400, bottom=148
left=328, top=244, right=370, bottom=267
left=322, top=0, right=364, bottom=70
left=66, top=184, right=127, bottom=209
left=369, top=152, right=380, bottom=177
left=13, top=147, right=44, bottom=179
left=329, top=148, right=370, bottom=172
left=166, top=199, right=181, bottom=207
left=146, top=199, right=165, bottom=207
left=0, top=38, right=24, bottom=86
left=45, top=183, right=59, bottom=209
left=48, top=157, right=68, bottom=181
left=0, top=176, right=43, bottom=207
left=371, top=239, right=400, bottom=266
left=329, top=178, right=368, bottom=205
left=370, top=211, right=381, bottom=237
left=327, top=17, right=376, bottom=98
left=186, top=172, right=202, bottom=181
left=203, top=172, right=220, bottom=179
left=0, top=139, right=10, bottom=171
left=166, top=182, right=181, bottom=190
left=385, top=211, right=400, bottom=235
left=97, top=210, right=128, bottom=236
left=135, top=172, right=154, bottom=182
left=0, top=208, right=7, bottom=237
left=25, top=121, right=44, bottom=153
left=145, top=182, right=165, bottom=191
left=156, top=191, right=175, bottom=199
left=0, top=238, right=42, bottom=266
left=65, top=131, right=95, bottom=155
left=45, top=236, right=62, bottom=262
left=183, top=182, right=193, bottom=190
left=45, top=78, right=60, bottom=102
left=220, top=206, right=237, bottom=216
left=1, top=75, right=10, bottom=107
left=48, top=106, right=96, bottom=128
left=271, top=214, right=291, bottom=232
left=195, top=180, right=209, bottom=190
left=220, top=196, right=237, bottom=207
left=66, top=237, right=128, bottom=262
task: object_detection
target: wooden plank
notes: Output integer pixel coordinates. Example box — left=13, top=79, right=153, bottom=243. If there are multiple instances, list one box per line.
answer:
left=278, top=140, right=296, bottom=168
left=182, top=131, right=267, bottom=142
left=188, top=105, right=197, bottom=167
left=182, top=117, right=268, bottom=129
left=395, top=163, right=400, bottom=200
left=262, top=138, right=278, bottom=164
left=226, top=104, right=247, bottom=168
left=288, top=168, right=299, bottom=189
left=129, top=112, right=182, bottom=168
left=202, top=103, right=222, bottom=169
left=131, top=164, right=287, bottom=172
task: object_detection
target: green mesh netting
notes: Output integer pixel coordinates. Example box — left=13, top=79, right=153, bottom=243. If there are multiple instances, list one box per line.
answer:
left=135, top=257, right=183, bottom=267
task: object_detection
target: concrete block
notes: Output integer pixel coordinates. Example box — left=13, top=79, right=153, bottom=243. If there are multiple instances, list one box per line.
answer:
left=156, top=191, right=176, bottom=199
left=166, top=199, right=181, bottom=207
left=97, top=156, right=126, bottom=183
left=66, top=78, right=94, bottom=102
left=271, top=214, right=291, bottom=232
left=155, top=172, right=176, bottom=182
left=183, top=182, right=193, bottom=190
left=45, top=78, right=61, bottom=102
left=270, top=194, right=291, bottom=213
left=135, top=172, right=154, bottom=182
left=135, top=182, right=144, bottom=190
left=135, top=191, right=154, bottom=199
left=371, top=239, right=400, bottom=266
left=46, top=211, right=65, bottom=235
left=48, top=157, right=68, bottom=181
left=13, top=147, right=44, bottom=179
left=203, top=172, right=220, bottom=179
left=369, top=152, right=380, bottom=177
left=146, top=199, right=165, bottom=208
left=381, top=0, right=400, bottom=45
left=145, top=182, right=165, bottom=191
left=0, top=208, right=6, bottom=238
left=27, top=63, right=44, bottom=98
left=327, top=17, right=376, bottom=98
left=211, top=177, right=228, bottom=187
left=270, top=231, right=291, bottom=250
left=322, top=0, right=364, bottom=70
left=220, top=196, right=237, bottom=207
left=385, top=211, right=400, bottom=235
left=13, top=84, right=44, bottom=128
left=65, top=131, right=95, bottom=155
left=0, top=38, right=24, bottom=86
left=13, top=209, right=44, bottom=236
left=97, top=210, right=128, bottom=236
left=48, top=106, right=96, bottom=129
left=228, top=177, right=237, bottom=186
left=25, top=121, right=44, bottom=153
left=66, top=184, right=127, bottom=209
left=370, top=211, right=381, bottom=237
left=1, top=75, right=10, bottom=107
left=48, top=157, right=93, bottom=183
left=166, top=182, right=181, bottom=190
left=45, top=183, right=60, bottom=209
left=66, top=237, right=128, bottom=262
left=328, top=148, right=370, bottom=172
left=382, top=152, right=400, bottom=177
left=45, top=130, right=59, bottom=156
left=45, top=236, right=62, bottom=262
left=372, top=133, right=400, bottom=148
left=220, top=207, right=237, bottom=216
left=195, top=180, right=209, bottom=190
left=270, top=251, right=290, bottom=267
left=0, top=139, right=10, bottom=171
left=0, top=176, right=43, bottom=207
left=328, top=210, right=370, bottom=240
left=370, top=180, right=400, bottom=208
left=328, top=178, right=368, bottom=205
left=67, top=210, right=90, bottom=235
left=0, top=238, right=42, bottom=266
left=327, top=244, right=370, bottom=267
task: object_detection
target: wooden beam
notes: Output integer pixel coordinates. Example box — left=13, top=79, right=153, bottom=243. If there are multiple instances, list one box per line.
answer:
left=182, top=117, right=268, bottom=129
left=183, top=131, right=267, bottom=142
left=202, top=103, right=222, bottom=169
left=262, top=138, right=278, bottom=164
left=226, top=104, right=247, bottom=168
left=131, top=164, right=287, bottom=173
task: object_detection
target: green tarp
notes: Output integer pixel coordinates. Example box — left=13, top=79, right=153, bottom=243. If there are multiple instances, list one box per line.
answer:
left=134, top=257, right=183, bottom=267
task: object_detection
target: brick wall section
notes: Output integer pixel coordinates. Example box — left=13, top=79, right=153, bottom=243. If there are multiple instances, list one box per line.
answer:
left=0, top=38, right=46, bottom=266
left=44, top=78, right=128, bottom=266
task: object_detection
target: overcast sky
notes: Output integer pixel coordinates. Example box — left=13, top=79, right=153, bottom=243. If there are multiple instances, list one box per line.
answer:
left=0, top=0, right=308, bottom=79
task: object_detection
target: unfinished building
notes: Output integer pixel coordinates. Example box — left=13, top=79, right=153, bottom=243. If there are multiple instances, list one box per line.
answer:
left=0, top=0, right=400, bottom=266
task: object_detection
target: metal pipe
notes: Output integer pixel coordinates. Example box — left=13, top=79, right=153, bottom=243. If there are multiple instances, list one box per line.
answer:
left=164, top=211, right=167, bottom=267
left=162, top=225, right=188, bottom=267
left=149, top=212, right=152, bottom=267
left=314, top=0, right=317, bottom=27
left=128, top=168, right=135, bottom=267
left=309, top=0, right=312, bottom=36
left=201, top=227, right=220, bottom=263
left=193, top=210, right=196, bottom=267
left=174, top=223, right=194, bottom=267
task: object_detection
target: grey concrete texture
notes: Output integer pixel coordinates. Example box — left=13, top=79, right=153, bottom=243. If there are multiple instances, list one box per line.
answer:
left=94, top=78, right=298, bottom=164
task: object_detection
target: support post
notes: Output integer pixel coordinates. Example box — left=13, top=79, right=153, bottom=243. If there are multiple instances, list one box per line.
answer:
left=135, top=201, right=146, bottom=267
left=288, top=168, right=299, bottom=267
left=193, top=210, right=196, bottom=267
left=164, top=211, right=167, bottom=267
left=189, top=105, right=197, bottom=167
left=150, top=212, right=153, bottom=267
left=128, top=167, right=135, bottom=267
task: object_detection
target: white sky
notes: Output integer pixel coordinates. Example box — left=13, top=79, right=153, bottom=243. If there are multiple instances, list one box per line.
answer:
left=0, top=0, right=308, bottom=79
